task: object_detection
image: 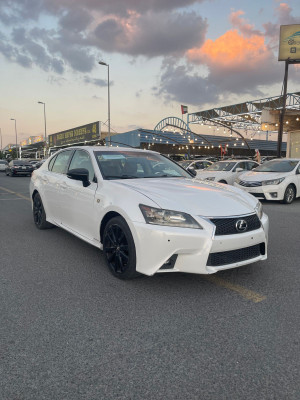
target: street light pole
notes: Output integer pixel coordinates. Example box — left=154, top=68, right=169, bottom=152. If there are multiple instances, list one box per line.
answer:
left=98, top=61, right=111, bottom=144
left=10, top=118, right=18, bottom=159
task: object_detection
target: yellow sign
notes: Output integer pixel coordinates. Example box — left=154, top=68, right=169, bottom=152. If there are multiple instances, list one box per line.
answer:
left=279, top=24, right=300, bottom=61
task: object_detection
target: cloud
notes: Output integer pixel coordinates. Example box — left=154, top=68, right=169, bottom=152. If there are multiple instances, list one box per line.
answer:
left=93, top=11, right=207, bottom=57
left=184, top=9, right=285, bottom=97
left=84, top=76, right=108, bottom=87
left=230, top=10, right=262, bottom=37
left=155, top=5, right=300, bottom=106
left=154, top=60, right=219, bottom=106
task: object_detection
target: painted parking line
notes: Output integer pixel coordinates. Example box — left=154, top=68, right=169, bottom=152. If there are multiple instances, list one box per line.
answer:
left=0, top=186, right=31, bottom=202
left=204, top=275, right=267, bottom=303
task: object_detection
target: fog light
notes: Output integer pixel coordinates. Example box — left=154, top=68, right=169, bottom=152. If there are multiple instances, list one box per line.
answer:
left=270, top=192, right=278, bottom=198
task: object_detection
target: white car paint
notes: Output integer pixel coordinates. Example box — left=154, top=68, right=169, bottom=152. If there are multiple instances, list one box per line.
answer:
left=179, top=160, right=213, bottom=176
left=0, top=161, right=8, bottom=171
left=196, top=160, right=259, bottom=185
left=30, top=147, right=268, bottom=277
left=234, top=158, right=300, bottom=202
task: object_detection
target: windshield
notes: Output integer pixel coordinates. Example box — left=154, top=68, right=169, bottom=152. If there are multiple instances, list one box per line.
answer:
left=206, top=161, right=236, bottom=172
left=13, top=161, right=32, bottom=166
left=94, top=151, right=191, bottom=180
left=255, top=160, right=298, bottom=173
left=180, top=161, right=192, bottom=168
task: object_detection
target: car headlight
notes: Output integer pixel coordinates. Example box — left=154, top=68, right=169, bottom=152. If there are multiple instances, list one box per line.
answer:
left=262, top=177, right=285, bottom=185
left=205, top=177, right=215, bottom=181
left=139, top=204, right=203, bottom=229
left=255, top=202, right=263, bottom=219
left=235, top=178, right=241, bottom=184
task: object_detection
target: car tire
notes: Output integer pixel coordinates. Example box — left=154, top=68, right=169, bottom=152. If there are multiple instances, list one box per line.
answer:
left=219, top=180, right=227, bottom=184
left=281, top=184, right=296, bottom=204
left=33, top=192, right=54, bottom=229
left=103, top=216, right=139, bottom=280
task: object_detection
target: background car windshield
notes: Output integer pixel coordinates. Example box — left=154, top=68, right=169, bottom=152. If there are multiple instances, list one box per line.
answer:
left=255, top=160, right=298, bottom=172
left=206, top=162, right=236, bottom=171
left=13, top=161, right=31, bottom=165
left=94, top=151, right=191, bottom=179
left=180, top=161, right=191, bottom=168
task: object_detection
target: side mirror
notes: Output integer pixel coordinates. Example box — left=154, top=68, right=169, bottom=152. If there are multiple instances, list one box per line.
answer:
left=67, top=168, right=90, bottom=187
left=187, top=167, right=197, bottom=177
left=235, top=168, right=243, bottom=173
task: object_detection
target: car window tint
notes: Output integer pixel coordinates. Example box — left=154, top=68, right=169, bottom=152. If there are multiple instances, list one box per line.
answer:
left=235, top=162, right=246, bottom=171
left=48, top=156, right=57, bottom=171
left=247, top=162, right=257, bottom=170
left=51, top=151, right=72, bottom=174
left=68, top=150, right=94, bottom=180
left=195, top=162, right=203, bottom=170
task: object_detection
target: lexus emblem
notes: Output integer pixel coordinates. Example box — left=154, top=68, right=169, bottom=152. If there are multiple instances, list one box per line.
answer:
left=235, top=219, right=248, bottom=232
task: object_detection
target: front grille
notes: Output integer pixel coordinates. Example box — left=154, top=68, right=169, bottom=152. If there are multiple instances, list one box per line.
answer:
left=239, top=180, right=262, bottom=187
left=207, top=243, right=264, bottom=267
left=250, top=193, right=266, bottom=199
left=210, top=214, right=261, bottom=236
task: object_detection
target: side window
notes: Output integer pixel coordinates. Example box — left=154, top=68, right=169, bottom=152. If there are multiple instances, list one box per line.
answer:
left=48, top=156, right=57, bottom=171
left=235, top=162, right=246, bottom=171
left=68, top=150, right=95, bottom=180
left=51, top=151, right=73, bottom=174
left=297, top=164, right=300, bottom=174
left=195, top=162, right=203, bottom=170
left=247, top=162, right=258, bottom=170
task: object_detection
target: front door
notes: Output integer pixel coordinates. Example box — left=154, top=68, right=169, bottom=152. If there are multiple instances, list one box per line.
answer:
left=60, top=149, right=98, bottom=241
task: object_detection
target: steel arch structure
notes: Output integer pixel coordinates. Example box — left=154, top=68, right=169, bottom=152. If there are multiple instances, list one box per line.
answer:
left=154, top=117, right=190, bottom=133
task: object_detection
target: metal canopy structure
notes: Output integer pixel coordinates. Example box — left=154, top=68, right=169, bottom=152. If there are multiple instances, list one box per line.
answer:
left=188, top=92, right=300, bottom=131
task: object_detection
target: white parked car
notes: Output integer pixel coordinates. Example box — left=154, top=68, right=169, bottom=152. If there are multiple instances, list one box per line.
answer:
left=196, top=160, right=259, bottom=185
left=30, top=147, right=268, bottom=279
left=0, top=160, right=8, bottom=171
left=179, top=159, right=213, bottom=175
left=235, top=158, right=300, bottom=204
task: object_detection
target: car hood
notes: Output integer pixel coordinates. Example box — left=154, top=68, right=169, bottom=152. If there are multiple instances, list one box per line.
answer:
left=115, top=178, right=258, bottom=217
left=239, top=171, right=290, bottom=181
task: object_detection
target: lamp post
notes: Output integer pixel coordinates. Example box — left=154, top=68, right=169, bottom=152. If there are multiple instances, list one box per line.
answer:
left=10, top=118, right=18, bottom=159
left=98, top=61, right=111, bottom=144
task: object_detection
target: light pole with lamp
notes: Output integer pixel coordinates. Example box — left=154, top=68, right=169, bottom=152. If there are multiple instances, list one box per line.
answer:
left=98, top=61, right=111, bottom=144
left=38, top=101, right=47, bottom=157
left=10, top=118, right=18, bottom=159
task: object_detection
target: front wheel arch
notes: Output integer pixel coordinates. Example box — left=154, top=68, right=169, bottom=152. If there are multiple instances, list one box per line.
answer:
left=100, top=211, right=123, bottom=243
left=219, top=180, right=227, bottom=184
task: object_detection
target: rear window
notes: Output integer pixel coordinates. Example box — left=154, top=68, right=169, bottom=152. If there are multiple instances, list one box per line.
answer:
left=0, top=161, right=8, bottom=165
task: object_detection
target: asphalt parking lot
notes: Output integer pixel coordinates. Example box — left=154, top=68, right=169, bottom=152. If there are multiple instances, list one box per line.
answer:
left=0, top=174, right=299, bottom=400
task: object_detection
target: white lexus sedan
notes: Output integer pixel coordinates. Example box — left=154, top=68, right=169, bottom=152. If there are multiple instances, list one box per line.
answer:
left=196, top=160, right=259, bottom=185
left=235, top=158, right=300, bottom=204
left=30, top=147, right=268, bottom=279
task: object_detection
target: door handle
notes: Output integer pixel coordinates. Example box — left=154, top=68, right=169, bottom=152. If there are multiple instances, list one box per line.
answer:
left=60, top=182, right=68, bottom=189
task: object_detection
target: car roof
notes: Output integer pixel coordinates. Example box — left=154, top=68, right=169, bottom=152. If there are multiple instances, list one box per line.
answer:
left=217, top=159, right=255, bottom=162
left=58, top=146, right=159, bottom=154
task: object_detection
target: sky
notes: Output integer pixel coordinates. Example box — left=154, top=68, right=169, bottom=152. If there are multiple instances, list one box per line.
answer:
left=0, top=0, right=300, bottom=147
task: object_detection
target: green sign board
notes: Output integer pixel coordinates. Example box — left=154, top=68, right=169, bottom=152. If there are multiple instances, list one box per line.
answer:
left=49, top=122, right=100, bottom=147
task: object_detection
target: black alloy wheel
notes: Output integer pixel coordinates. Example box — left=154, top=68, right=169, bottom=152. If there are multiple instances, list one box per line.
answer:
left=103, top=216, right=138, bottom=279
left=33, top=193, right=53, bottom=229
left=282, top=184, right=296, bottom=204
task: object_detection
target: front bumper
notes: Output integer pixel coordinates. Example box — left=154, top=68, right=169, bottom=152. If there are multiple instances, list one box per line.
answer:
left=131, top=213, right=269, bottom=276
left=234, top=182, right=285, bottom=201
